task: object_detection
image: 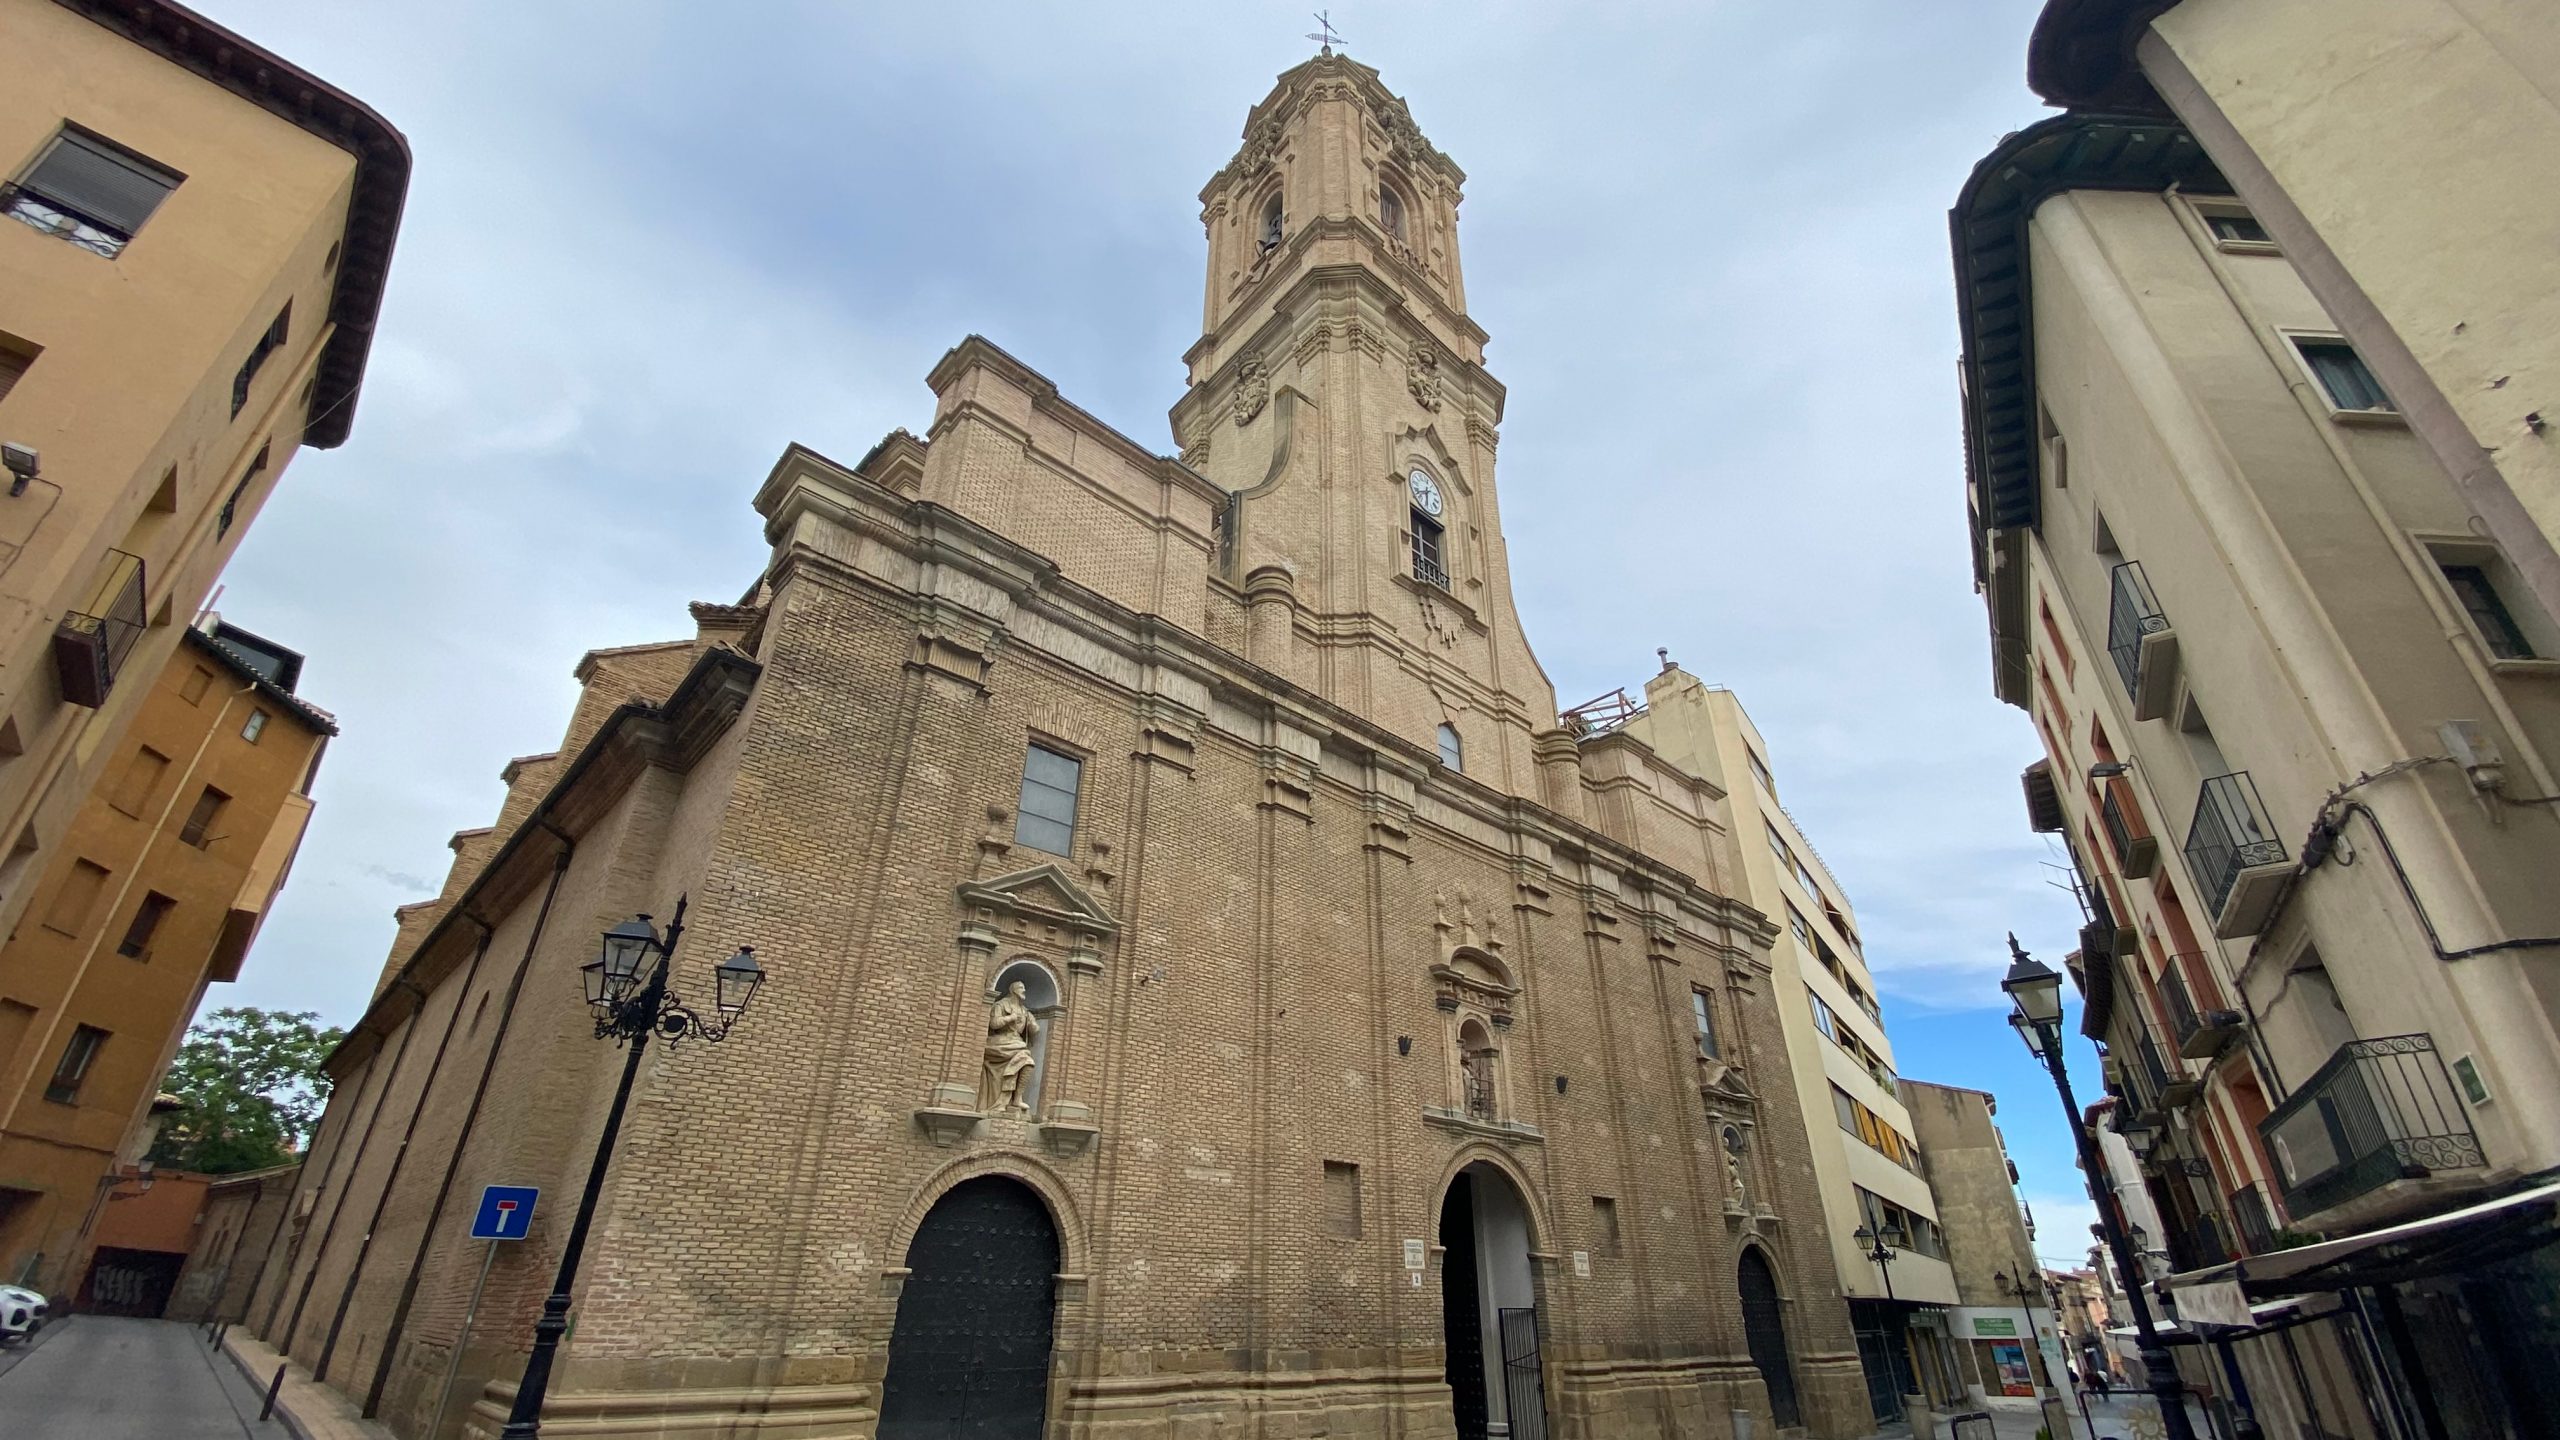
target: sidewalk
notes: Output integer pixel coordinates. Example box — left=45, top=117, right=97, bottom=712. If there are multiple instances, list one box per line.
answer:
left=1864, top=1392, right=2221, bottom=1440
left=217, top=1326, right=397, bottom=1440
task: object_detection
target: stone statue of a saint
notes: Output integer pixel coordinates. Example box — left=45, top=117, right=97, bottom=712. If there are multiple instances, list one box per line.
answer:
left=983, top=980, right=1042, bottom=1115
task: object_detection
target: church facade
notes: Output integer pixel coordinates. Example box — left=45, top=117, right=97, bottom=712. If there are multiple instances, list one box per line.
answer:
left=242, top=55, right=1868, bottom=1440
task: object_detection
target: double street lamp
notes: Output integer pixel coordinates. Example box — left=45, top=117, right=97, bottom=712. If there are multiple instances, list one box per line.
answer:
left=2001, top=935, right=2197, bottom=1440
left=499, top=896, right=766, bottom=1439
left=1852, top=1221, right=1904, bottom=1301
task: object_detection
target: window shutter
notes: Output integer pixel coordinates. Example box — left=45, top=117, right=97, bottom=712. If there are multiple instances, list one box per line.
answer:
left=27, top=132, right=179, bottom=237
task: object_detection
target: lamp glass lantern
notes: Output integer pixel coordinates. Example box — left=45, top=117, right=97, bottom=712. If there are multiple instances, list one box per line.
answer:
left=2002, top=942, right=2066, bottom=1031
left=591, top=917, right=659, bottom=1008
left=714, top=945, right=765, bottom=1023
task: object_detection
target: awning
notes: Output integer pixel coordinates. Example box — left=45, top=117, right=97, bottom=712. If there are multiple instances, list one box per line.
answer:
left=2167, top=1180, right=2560, bottom=1303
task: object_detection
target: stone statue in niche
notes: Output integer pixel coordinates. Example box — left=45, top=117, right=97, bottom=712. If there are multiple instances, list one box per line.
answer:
left=983, top=981, right=1042, bottom=1115
left=1723, top=1124, right=1749, bottom=1209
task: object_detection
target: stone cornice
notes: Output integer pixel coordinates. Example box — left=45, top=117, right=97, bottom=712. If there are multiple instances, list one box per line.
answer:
left=926, top=335, right=1225, bottom=508
left=1181, top=239, right=1498, bottom=387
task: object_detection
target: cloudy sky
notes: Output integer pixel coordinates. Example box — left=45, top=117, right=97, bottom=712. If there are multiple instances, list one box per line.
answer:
left=199, top=0, right=2107, bottom=1261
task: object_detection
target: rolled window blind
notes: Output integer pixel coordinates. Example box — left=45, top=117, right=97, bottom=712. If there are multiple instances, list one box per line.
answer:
left=24, top=131, right=179, bottom=238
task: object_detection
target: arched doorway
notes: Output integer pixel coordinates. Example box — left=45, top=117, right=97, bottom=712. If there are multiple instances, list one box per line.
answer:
left=879, top=1176, right=1060, bottom=1440
left=1439, top=1162, right=1545, bottom=1440
left=1738, top=1246, right=1801, bottom=1429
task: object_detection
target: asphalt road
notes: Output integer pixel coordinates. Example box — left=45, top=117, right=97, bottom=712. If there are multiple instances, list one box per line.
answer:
left=0, top=1316, right=291, bottom=1438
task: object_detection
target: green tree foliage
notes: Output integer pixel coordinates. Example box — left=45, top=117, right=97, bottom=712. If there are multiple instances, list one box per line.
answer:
left=147, top=1007, right=342, bottom=1175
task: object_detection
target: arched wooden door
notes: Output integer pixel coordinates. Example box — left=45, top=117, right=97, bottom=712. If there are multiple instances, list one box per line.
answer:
left=879, top=1177, right=1060, bottom=1440
left=1738, top=1247, right=1802, bottom=1429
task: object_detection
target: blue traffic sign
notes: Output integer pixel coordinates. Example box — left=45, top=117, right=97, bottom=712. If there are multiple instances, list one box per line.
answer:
left=470, top=1185, right=539, bottom=1241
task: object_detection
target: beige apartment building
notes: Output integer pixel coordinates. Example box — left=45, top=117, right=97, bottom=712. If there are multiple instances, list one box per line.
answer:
left=1613, top=668, right=1963, bottom=1427
left=1898, top=1082, right=2068, bottom=1434
left=2025, top=0, right=2560, bottom=697
left=236, top=54, right=1873, bottom=1440
left=1954, top=89, right=2560, bottom=1440
left=0, top=0, right=403, bottom=943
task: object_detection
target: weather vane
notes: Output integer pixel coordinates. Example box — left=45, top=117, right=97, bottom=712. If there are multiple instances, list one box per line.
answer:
left=1307, top=11, right=1345, bottom=56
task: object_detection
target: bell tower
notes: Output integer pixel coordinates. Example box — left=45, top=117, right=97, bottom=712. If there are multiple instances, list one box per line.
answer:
left=1170, top=54, right=1558, bottom=800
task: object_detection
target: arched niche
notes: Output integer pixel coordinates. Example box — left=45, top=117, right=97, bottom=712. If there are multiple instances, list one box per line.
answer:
left=988, top=957, right=1063, bottom=1116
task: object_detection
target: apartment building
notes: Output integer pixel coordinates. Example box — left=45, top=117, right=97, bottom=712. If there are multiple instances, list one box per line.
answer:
left=1614, top=666, right=1966, bottom=1426
left=1955, top=101, right=2560, bottom=1440
left=0, top=0, right=403, bottom=943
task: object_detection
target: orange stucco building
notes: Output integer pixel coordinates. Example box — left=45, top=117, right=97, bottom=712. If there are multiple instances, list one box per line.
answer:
left=0, top=616, right=333, bottom=1298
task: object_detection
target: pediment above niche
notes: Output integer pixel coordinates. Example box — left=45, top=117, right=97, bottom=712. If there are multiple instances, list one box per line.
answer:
left=959, top=864, right=1118, bottom=939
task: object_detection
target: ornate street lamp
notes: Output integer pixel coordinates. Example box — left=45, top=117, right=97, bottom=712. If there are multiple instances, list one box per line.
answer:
left=1852, top=1220, right=1904, bottom=1302
left=2003, top=935, right=2197, bottom=1440
left=500, top=896, right=766, bottom=1438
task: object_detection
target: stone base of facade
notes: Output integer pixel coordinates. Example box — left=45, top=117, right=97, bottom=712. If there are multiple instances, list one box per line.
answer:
left=434, top=1346, right=1875, bottom=1440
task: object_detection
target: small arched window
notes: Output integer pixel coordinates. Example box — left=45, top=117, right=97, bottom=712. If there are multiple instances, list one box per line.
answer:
left=1379, top=182, right=1406, bottom=242
left=1259, top=191, right=1284, bottom=253
left=1436, top=723, right=1463, bottom=771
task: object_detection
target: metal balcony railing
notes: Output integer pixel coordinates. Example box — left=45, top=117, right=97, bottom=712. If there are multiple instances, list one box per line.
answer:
left=2260, top=1034, right=2485, bottom=1219
left=2177, top=1210, right=2232, bottom=1270
left=2229, top=1180, right=2279, bottom=1255
left=2101, top=781, right=2158, bottom=878
left=2160, top=960, right=2246, bottom=1059
left=2107, top=561, right=2170, bottom=698
left=51, top=550, right=147, bottom=708
left=2184, top=772, right=2289, bottom=923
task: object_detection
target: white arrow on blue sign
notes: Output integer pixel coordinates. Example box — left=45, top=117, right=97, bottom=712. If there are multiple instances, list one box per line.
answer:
left=469, top=1185, right=540, bottom=1241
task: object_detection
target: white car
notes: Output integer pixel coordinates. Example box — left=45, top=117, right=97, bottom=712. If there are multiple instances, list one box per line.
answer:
left=0, top=1286, right=46, bottom=1342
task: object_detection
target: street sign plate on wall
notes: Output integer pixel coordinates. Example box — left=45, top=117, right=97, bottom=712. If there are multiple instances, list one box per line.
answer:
left=470, top=1185, right=539, bottom=1241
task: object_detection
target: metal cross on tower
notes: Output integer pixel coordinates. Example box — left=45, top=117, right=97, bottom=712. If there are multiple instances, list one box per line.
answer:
left=1307, top=11, right=1345, bottom=55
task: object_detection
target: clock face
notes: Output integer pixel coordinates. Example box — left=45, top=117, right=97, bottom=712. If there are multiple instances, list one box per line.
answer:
left=1408, top=469, right=1444, bottom=517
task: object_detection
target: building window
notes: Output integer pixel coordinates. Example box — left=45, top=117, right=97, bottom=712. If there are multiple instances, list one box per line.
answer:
left=1014, top=744, right=1081, bottom=855
left=109, top=746, right=169, bottom=817
left=2439, top=564, right=2536, bottom=660
left=219, top=443, right=270, bottom=537
left=1379, top=182, right=1406, bottom=242
left=179, top=785, right=230, bottom=849
left=44, top=859, right=111, bottom=936
left=180, top=666, right=214, bottom=704
left=45, top=1025, right=107, bottom=1105
left=5, top=128, right=180, bottom=258
left=1436, top=722, right=1463, bottom=771
left=1690, top=987, right=1719, bottom=1059
left=1809, top=990, right=1839, bottom=1043
left=2197, top=203, right=2277, bottom=252
left=1745, top=746, right=1775, bottom=795
left=117, top=893, right=175, bottom=959
left=241, top=709, right=270, bottom=744
left=1785, top=904, right=1814, bottom=951
left=1323, top=1161, right=1362, bottom=1239
left=1259, top=191, right=1284, bottom=253
left=232, top=304, right=290, bottom=419
left=2294, top=338, right=2394, bottom=415
left=1410, top=508, right=1448, bottom=589
left=1591, top=1196, right=1622, bottom=1256
left=0, top=333, right=36, bottom=405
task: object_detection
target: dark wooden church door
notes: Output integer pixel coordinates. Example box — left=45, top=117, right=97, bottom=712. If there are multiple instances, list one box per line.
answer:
left=1738, top=1247, right=1802, bottom=1428
left=879, top=1177, right=1060, bottom=1440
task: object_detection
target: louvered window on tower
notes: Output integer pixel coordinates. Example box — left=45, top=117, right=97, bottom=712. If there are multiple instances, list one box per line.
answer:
left=1410, top=509, right=1447, bottom=588
left=5, top=128, right=181, bottom=258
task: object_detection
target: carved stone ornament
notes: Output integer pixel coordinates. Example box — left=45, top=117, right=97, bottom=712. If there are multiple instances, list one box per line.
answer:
left=1408, top=342, right=1444, bottom=413
left=1235, top=115, right=1285, bottom=177
left=1380, top=100, right=1430, bottom=167
left=1233, top=356, right=1270, bottom=427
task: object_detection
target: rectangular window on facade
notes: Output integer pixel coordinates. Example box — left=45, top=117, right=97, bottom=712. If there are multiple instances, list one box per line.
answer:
left=116, top=893, right=175, bottom=959
left=109, top=746, right=168, bottom=817
left=2196, top=203, right=2276, bottom=251
left=1410, top=509, right=1448, bottom=589
left=1591, top=1196, right=1621, bottom=1256
left=1323, top=1161, right=1362, bottom=1239
left=2294, top=339, right=2394, bottom=414
left=180, top=666, right=214, bottom=704
left=231, top=304, right=290, bottom=418
left=6, top=128, right=181, bottom=258
left=1689, top=988, right=1718, bottom=1059
left=45, top=1025, right=107, bottom=1105
left=1809, top=991, right=1838, bottom=1042
left=2440, top=563, right=2538, bottom=660
left=1746, top=747, right=1775, bottom=794
left=0, top=333, right=36, bottom=406
left=219, top=443, right=269, bottom=538
left=1786, top=904, right=1814, bottom=950
left=1014, top=744, right=1081, bottom=855
left=44, top=859, right=110, bottom=936
left=179, top=785, right=229, bottom=848
left=1831, top=1085, right=1861, bottom=1137
left=241, top=709, right=269, bottom=743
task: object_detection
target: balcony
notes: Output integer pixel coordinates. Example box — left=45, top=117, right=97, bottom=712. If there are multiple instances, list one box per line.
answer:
left=2160, top=960, right=2246, bottom=1060
left=2184, top=772, right=2292, bottom=937
left=2101, top=780, right=2158, bottom=878
left=2229, top=1180, right=2279, bottom=1255
left=2106, top=561, right=2180, bottom=720
left=2260, top=1035, right=2485, bottom=1221
left=51, top=550, right=147, bottom=708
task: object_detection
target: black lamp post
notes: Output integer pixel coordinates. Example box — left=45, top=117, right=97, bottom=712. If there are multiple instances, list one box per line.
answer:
left=499, top=895, right=765, bottom=1439
left=2002, top=935, right=2196, bottom=1440
left=1852, top=1220, right=1903, bottom=1301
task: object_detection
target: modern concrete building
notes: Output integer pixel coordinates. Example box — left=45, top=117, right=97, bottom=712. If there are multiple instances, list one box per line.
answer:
left=2026, top=0, right=2560, bottom=630
left=1899, top=1080, right=2068, bottom=1433
left=1614, top=668, right=1964, bottom=1426
left=1953, top=84, right=2560, bottom=1440
left=238, top=53, right=1872, bottom=1440
left=0, top=0, right=403, bottom=945
left=0, top=617, right=333, bottom=1298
